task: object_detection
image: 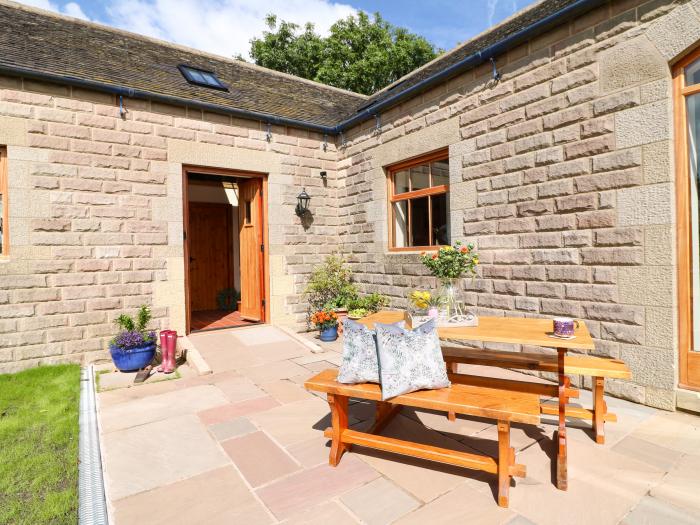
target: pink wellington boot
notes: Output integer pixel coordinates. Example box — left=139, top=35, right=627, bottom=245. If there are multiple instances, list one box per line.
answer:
left=164, top=330, right=177, bottom=374
left=158, top=330, right=171, bottom=372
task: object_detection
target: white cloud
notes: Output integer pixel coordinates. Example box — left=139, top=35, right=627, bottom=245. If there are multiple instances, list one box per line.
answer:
left=104, top=0, right=358, bottom=60
left=17, top=0, right=88, bottom=20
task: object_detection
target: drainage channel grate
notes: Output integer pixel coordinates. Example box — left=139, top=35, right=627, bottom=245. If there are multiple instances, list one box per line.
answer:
left=79, top=365, right=109, bottom=525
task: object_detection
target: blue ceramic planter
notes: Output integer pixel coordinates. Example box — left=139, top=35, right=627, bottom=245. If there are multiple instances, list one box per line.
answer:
left=319, top=325, right=338, bottom=342
left=109, top=342, right=156, bottom=372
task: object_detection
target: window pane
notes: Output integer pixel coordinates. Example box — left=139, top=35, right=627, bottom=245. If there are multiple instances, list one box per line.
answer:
left=431, top=160, right=449, bottom=186
left=431, top=193, right=449, bottom=245
left=687, top=59, right=700, bottom=86
left=410, top=164, right=430, bottom=191
left=394, top=170, right=410, bottom=194
left=393, top=200, right=408, bottom=247
left=410, top=197, right=430, bottom=246
left=245, top=200, right=252, bottom=224
left=688, top=94, right=700, bottom=351
left=188, top=69, right=206, bottom=83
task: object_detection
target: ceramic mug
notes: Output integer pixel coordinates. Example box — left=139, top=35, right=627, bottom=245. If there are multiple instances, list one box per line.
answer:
left=553, top=317, right=579, bottom=337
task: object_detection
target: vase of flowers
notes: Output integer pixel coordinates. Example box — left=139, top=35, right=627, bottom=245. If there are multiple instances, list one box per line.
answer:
left=109, top=305, right=157, bottom=372
left=409, top=290, right=444, bottom=319
left=310, top=308, right=339, bottom=342
left=420, top=241, right=479, bottom=319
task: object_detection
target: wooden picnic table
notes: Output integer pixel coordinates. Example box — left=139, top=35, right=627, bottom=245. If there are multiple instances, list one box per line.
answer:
left=359, top=310, right=597, bottom=491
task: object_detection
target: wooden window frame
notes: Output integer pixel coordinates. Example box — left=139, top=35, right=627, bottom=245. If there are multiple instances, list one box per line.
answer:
left=674, top=47, right=700, bottom=391
left=0, top=146, right=7, bottom=257
left=386, top=148, right=449, bottom=252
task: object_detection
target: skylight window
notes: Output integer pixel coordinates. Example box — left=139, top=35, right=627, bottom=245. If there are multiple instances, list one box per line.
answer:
left=178, top=65, right=228, bottom=91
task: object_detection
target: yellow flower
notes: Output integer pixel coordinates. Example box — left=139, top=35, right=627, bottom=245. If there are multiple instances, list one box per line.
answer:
left=473, top=257, right=479, bottom=265
left=410, top=290, right=431, bottom=309
left=443, top=246, right=454, bottom=252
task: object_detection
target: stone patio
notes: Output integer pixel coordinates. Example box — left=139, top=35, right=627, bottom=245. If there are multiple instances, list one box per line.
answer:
left=97, top=325, right=700, bottom=525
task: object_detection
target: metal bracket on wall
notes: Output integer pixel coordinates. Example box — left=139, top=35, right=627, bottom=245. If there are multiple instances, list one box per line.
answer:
left=340, top=131, right=347, bottom=148
left=323, top=133, right=328, bottom=152
left=265, top=122, right=272, bottom=142
left=118, top=95, right=127, bottom=118
left=490, top=57, right=501, bottom=82
left=374, top=113, right=381, bottom=133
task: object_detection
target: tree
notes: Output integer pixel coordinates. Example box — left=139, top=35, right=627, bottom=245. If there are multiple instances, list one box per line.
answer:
left=250, top=12, right=440, bottom=95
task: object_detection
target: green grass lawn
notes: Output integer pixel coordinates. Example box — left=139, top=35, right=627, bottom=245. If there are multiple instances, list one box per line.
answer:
left=0, top=364, right=80, bottom=524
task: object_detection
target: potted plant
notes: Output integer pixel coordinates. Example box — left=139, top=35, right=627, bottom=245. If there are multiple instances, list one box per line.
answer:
left=305, top=255, right=358, bottom=312
left=310, top=308, right=339, bottom=342
left=109, top=305, right=157, bottom=372
left=410, top=290, right=445, bottom=319
left=347, top=292, right=390, bottom=319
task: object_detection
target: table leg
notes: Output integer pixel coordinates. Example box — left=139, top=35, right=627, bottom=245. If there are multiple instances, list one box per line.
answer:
left=497, top=420, right=511, bottom=508
left=556, top=348, right=568, bottom=491
left=327, top=394, right=350, bottom=466
left=593, top=376, right=606, bottom=445
left=447, top=362, right=458, bottom=422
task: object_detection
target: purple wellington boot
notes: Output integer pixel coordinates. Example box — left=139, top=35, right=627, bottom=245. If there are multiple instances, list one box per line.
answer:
left=164, top=331, right=177, bottom=374
left=158, top=330, right=171, bottom=372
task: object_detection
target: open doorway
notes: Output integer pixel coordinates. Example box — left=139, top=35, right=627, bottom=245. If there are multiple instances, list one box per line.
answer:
left=183, top=167, right=267, bottom=333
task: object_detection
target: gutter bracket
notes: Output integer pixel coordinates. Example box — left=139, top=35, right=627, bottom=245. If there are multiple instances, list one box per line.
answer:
left=374, top=113, right=381, bottom=134
left=118, top=95, right=127, bottom=119
left=323, top=133, right=328, bottom=152
left=490, top=57, right=501, bottom=82
left=265, top=122, right=272, bottom=142
left=340, top=131, right=347, bottom=148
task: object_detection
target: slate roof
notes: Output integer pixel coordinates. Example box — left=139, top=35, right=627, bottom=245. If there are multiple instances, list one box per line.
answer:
left=362, top=0, right=583, bottom=110
left=0, top=0, right=593, bottom=130
left=0, top=1, right=366, bottom=128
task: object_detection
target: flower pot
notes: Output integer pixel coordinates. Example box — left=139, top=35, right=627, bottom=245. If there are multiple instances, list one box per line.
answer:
left=109, top=342, right=157, bottom=372
left=319, top=325, right=339, bottom=342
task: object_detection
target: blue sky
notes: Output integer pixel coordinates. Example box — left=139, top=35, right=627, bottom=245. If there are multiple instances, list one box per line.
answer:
left=19, top=0, right=536, bottom=59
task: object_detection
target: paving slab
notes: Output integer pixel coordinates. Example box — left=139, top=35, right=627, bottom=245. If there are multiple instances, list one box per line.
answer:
left=100, top=385, right=229, bottom=433
left=221, top=431, right=301, bottom=488
left=242, top=360, right=311, bottom=385
left=631, top=411, right=700, bottom=455
left=612, top=435, right=683, bottom=472
left=340, top=477, right=420, bottom=525
left=649, top=453, right=700, bottom=515
left=112, top=466, right=272, bottom=525
left=283, top=501, right=358, bottom=524
left=249, top=397, right=332, bottom=446
left=102, top=414, right=230, bottom=501
left=208, top=416, right=258, bottom=441
left=356, top=414, right=487, bottom=503
left=255, top=455, right=379, bottom=520
left=394, top=482, right=514, bottom=525
left=261, top=379, right=314, bottom=404
left=286, top=436, right=332, bottom=468
left=621, top=495, right=700, bottom=525
left=197, top=396, right=280, bottom=426
left=213, top=375, right=267, bottom=403
left=234, top=325, right=293, bottom=346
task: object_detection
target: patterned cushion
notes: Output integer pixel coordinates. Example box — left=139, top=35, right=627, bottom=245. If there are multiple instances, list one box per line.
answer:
left=374, top=318, right=450, bottom=400
left=337, top=318, right=404, bottom=384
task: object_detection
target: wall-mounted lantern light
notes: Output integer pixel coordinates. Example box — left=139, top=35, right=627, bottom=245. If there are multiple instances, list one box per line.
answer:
left=320, top=171, right=327, bottom=181
left=295, top=188, right=311, bottom=216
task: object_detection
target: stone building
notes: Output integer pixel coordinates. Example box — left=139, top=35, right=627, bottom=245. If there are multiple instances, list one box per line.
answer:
left=1, top=0, right=700, bottom=411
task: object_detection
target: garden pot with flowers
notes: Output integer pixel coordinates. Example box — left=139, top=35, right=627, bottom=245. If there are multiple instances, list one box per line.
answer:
left=310, top=308, right=339, bottom=342
left=420, top=241, right=479, bottom=321
left=109, top=305, right=157, bottom=372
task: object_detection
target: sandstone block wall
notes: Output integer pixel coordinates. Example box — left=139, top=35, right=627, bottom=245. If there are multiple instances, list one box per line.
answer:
left=338, top=0, right=700, bottom=409
left=0, top=78, right=339, bottom=372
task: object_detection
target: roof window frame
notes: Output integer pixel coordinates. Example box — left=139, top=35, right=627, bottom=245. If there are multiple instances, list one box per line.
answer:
left=177, top=65, right=229, bottom=91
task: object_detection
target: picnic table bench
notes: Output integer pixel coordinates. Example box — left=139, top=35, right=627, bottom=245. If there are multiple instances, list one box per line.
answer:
left=358, top=310, right=630, bottom=490
left=305, top=368, right=540, bottom=508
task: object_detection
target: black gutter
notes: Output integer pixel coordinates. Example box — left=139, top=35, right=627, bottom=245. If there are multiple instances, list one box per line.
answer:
left=333, top=0, right=603, bottom=133
left=0, top=0, right=601, bottom=137
left=0, top=64, right=338, bottom=135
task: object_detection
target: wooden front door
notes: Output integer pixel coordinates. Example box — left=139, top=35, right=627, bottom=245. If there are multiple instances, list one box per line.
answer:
left=238, top=178, right=264, bottom=321
left=188, top=202, right=233, bottom=311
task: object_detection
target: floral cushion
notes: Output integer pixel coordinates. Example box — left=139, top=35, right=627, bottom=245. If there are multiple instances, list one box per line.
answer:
left=374, top=318, right=450, bottom=400
left=337, top=318, right=404, bottom=384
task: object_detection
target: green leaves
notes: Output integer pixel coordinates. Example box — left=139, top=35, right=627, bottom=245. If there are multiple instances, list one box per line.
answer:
left=249, top=11, right=440, bottom=95
left=420, top=241, right=479, bottom=284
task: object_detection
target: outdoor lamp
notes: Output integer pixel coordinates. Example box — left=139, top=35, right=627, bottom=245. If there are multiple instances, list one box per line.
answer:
left=296, top=188, right=311, bottom=216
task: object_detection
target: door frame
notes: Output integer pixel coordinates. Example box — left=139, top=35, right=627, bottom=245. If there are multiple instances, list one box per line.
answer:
left=674, top=46, right=700, bottom=391
left=182, top=165, right=270, bottom=334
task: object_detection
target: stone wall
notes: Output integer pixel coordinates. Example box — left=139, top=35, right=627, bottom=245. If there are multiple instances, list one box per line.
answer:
left=337, top=0, right=700, bottom=409
left=0, top=77, right=340, bottom=372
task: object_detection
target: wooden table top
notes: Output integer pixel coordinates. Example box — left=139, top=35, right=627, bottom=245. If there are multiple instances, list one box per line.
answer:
left=359, top=310, right=595, bottom=351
